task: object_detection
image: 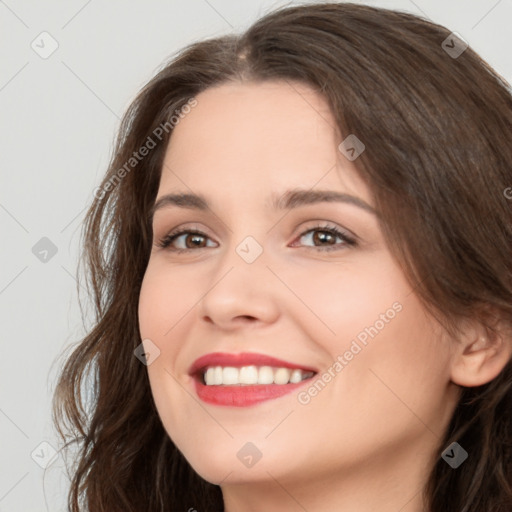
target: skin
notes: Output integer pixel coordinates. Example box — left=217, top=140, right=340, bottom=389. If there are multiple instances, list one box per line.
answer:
left=138, top=80, right=511, bottom=512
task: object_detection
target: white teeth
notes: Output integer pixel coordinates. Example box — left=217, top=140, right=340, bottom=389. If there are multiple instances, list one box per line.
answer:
left=202, top=365, right=314, bottom=386
left=239, top=365, right=258, bottom=384
left=258, top=366, right=274, bottom=385
left=289, top=369, right=303, bottom=384
left=273, top=368, right=291, bottom=385
left=205, top=367, right=215, bottom=385
left=214, top=366, right=223, bottom=385
left=222, top=367, right=239, bottom=385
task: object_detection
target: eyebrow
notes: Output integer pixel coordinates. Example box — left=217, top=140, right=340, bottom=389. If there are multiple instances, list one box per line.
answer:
left=149, top=188, right=376, bottom=220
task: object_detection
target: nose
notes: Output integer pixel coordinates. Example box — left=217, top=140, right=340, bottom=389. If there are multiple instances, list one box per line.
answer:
left=197, top=244, right=281, bottom=331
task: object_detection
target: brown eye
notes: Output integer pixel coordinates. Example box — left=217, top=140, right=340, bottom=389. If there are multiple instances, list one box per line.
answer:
left=158, top=230, right=216, bottom=251
left=183, top=233, right=207, bottom=248
left=295, top=225, right=356, bottom=251
left=311, top=230, right=336, bottom=246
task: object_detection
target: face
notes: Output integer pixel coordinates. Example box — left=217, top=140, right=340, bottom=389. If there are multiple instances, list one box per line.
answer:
left=138, top=80, right=459, bottom=492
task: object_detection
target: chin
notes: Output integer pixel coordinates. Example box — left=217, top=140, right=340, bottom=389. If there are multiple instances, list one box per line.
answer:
left=184, top=449, right=273, bottom=485
left=172, top=433, right=291, bottom=485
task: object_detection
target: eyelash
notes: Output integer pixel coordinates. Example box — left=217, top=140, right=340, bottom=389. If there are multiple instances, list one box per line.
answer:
left=156, top=223, right=357, bottom=253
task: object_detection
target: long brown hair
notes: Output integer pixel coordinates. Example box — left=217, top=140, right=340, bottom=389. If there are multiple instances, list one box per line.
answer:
left=53, top=3, right=512, bottom=511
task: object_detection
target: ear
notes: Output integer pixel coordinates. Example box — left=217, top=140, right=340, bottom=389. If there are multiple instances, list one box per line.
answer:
left=450, top=312, right=512, bottom=387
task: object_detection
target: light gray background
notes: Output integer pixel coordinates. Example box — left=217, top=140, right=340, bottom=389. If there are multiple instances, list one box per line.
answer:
left=1, top=0, right=511, bottom=510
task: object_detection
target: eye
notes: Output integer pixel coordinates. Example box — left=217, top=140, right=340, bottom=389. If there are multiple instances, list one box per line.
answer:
left=157, top=229, right=216, bottom=253
left=291, top=223, right=357, bottom=251
left=156, top=222, right=357, bottom=254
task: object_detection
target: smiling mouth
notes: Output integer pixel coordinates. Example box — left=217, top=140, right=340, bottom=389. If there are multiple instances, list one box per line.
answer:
left=189, top=352, right=319, bottom=405
left=198, top=365, right=316, bottom=386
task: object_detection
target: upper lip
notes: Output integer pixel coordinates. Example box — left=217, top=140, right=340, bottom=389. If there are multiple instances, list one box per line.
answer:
left=188, top=352, right=319, bottom=376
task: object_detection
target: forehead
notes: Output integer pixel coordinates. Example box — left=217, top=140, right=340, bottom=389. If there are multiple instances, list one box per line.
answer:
left=159, top=80, right=369, bottom=204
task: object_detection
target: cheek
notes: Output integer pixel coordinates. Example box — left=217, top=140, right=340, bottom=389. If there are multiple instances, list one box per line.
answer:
left=288, top=296, right=451, bottom=469
left=291, top=256, right=451, bottom=443
left=272, top=255, right=405, bottom=344
left=137, top=263, right=189, bottom=406
left=137, top=260, right=205, bottom=406
left=330, top=292, right=450, bottom=437
left=138, top=260, right=197, bottom=341
left=137, top=269, right=191, bottom=440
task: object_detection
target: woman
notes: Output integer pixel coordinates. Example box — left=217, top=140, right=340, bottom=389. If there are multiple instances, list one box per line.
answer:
left=53, top=2, right=512, bottom=511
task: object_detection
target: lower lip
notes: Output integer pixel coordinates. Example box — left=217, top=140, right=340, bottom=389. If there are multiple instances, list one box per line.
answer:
left=193, top=377, right=313, bottom=407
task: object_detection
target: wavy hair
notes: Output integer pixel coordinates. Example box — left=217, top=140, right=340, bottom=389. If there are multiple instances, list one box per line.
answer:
left=53, top=3, right=512, bottom=511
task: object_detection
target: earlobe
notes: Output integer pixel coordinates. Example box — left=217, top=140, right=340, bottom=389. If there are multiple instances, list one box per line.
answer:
left=449, top=317, right=512, bottom=388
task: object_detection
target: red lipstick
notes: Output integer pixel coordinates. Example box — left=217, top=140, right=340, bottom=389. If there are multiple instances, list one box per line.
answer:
left=189, top=352, right=317, bottom=407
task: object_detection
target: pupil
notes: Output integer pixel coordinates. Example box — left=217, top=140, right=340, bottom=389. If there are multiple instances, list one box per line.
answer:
left=187, top=235, right=204, bottom=248
left=314, top=231, right=333, bottom=245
